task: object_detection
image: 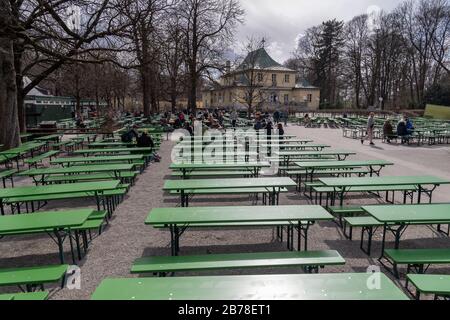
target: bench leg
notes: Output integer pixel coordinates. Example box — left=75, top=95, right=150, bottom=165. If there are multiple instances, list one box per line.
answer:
left=360, top=226, right=373, bottom=255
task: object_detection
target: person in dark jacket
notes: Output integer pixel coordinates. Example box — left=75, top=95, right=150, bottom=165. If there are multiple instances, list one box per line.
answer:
left=383, top=119, right=394, bottom=143
left=266, top=121, right=273, bottom=136
left=277, top=123, right=284, bottom=137
left=137, top=130, right=155, bottom=148
left=397, top=118, right=408, bottom=144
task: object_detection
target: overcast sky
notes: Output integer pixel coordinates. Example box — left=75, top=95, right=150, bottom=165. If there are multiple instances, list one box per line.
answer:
left=234, top=0, right=405, bottom=63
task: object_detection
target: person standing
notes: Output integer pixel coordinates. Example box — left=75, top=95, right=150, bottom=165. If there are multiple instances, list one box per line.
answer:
left=273, top=110, right=280, bottom=123
left=231, top=109, right=238, bottom=128
left=361, top=112, right=375, bottom=145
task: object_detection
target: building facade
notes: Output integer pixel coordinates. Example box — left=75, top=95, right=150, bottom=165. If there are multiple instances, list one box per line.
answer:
left=202, top=48, right=320, bottom=111
left=24, top=77, right=107, bottom=126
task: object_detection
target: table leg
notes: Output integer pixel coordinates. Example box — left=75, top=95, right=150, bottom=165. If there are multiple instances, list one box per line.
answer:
left=54, top=229, right=65, bottom=264
left=339, top=187, right=345, bottom=207
left=379, top=224, right=387, bottom=259
left=180, top=190, right=185, bottom=207
left=94, top=192, right=101, bottom=211
left=417, top=185, right=422, bottom=204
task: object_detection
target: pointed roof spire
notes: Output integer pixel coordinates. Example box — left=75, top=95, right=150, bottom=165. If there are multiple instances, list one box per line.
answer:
left=261, top=37, right=266, bottom=49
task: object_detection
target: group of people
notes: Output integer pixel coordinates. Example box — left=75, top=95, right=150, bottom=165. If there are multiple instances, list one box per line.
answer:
left=253, top=111, right=285, bottom=137
left=362, top=112, right=415, bottom=145
left=121, top=125, right=155, bottom=149
left=383, top=116, right=415, bottom=144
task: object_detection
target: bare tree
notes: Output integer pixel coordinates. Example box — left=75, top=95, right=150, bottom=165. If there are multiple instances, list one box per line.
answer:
left=178, top=0, right=244, bottom=112
left=161, top=10, right=186, bottom=112
left=232, top=37, right=269, bottom=117
left=0, top=0, right=20, bottom=148
left=118, top=0, right=172, bottom=116
left=344, top=15, right=369, bottom=109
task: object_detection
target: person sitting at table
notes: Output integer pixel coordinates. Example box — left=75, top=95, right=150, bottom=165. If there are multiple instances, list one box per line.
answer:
left=397, top=118, right=408, bottom=144
left=304, top=114, right=311, bottom=126
left=183, top=121, right=194, bottom=136
left=383, top=119, right=394, bottom=143
left=405, top=116, right=415, bottom=135
left=210, top=119, right=222, bottom=130
left=137, top=130, right=155, bottom=149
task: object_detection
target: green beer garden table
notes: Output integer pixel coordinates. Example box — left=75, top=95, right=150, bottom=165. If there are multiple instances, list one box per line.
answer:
left=51, top=155, right=145, bottom=166
left=163, top=177, right=296, bottom=207
left=272, top=150, right=356, bottom=170
left=176, top=151, right=258, bottom=162
left=89, top=140, right=161, bottom=148
left=0, top=142, right=46, bottom=169
left=35, top=134, right=62, bottom=142
left=73, top=147, right=153, bottom=155
left=263, top=143, right=330, bottom=151
left=407, top=274, right=450, bottom=300
left=362, top=204, right=450, bottom=258
left=319, top=175, right=450, bottom=206
left=0, top=209, right=94, bottom=263
left=91, top=273, right=408, bottom=300
left=169, top=162, right=271, bottom=178
left=295, top=160, right=395, bottom=188
left=146, top=205, right=333, bottom=255
left=19, top=164, right=135, bottom=184
left=0, top=180, right=120, bottom=215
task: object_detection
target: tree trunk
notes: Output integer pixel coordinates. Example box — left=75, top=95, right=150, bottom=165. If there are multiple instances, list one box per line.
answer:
left=13, top=41, right=26, bottom=132
left=170, top=77, right=177, bottom=113
left=188, top=70, right=197, bottom=113
left=141, top=69, right=151, bottom=117
left=0, top=37, right=21, bottom=148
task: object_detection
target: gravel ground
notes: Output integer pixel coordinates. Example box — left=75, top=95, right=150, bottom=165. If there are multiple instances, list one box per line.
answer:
left=1, top=124, right=450, bottom=300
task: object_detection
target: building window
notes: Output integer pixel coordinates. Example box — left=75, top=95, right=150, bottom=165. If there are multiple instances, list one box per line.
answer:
left=284, top=94, right=289, bottom=104
left=307, top=94, right=312, bottom=102
left=257, top=73, right=263, bottom=82
left=272, top=74, right=277, bottom=84
left=285, top=74, right=290, bottom=83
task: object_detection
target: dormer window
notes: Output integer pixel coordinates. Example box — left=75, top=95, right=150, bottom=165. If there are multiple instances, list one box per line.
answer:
left=257, top=73, right=263, bottom=82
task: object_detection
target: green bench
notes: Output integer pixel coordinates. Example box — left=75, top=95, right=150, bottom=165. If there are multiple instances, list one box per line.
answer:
left=44, top=171, right=138, bottom=185
left=0, top=291, right=49, bottom=300
left=24, top=151, right=59, bottom=168
left=327, top=206, right=366, bottom=226
left=0, top=169, right=16, bottom=188
left=344, top=217, right=450, bottom=256
left=169, top=187, right=289, bottom=206
left=385, top=248, right=450, bottom=279
left=343, top=216, right=382, bottom=255
left=407, top=274, right=450, bottom=300
left=172, top=171, right=253, bottom=178
left=154, top=220, right=311, bottom=251
left=131, top=250, right=345, bottom=276
left=0, top=264, right=68, bottom=292
left=312, top=184, right=417, bottom=206
left=288, top=169, right=369, bottom=191
left=51, top=141, right=71, bottom=151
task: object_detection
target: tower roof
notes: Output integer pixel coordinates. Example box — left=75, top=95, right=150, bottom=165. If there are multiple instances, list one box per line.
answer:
left=236, top=48, right=294, bottom=72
